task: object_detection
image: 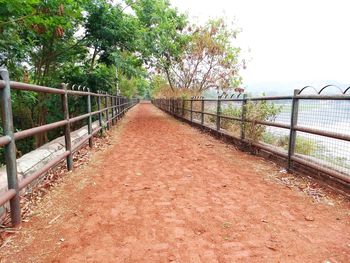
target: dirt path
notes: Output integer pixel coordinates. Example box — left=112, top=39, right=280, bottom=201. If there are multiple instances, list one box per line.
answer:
left=1, top=102, right=349, bottom=263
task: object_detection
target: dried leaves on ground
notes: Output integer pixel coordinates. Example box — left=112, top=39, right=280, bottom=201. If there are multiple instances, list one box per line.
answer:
left=0, top=133, right=111, bottom=246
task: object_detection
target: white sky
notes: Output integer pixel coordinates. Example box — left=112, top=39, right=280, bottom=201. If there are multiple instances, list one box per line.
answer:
left=170, top=0, right=350, bottom=87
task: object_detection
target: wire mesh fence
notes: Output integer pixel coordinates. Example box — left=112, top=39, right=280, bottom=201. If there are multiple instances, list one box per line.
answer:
left=153, top=89, right=350, bottom=185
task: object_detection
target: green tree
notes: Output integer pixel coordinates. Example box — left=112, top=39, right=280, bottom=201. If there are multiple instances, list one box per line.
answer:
left=129, top=0, right=188, bottom=91
left=163, top=18, right=243, bottom=94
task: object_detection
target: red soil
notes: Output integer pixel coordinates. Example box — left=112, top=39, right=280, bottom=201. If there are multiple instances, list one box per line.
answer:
left=1, top=102, right=349, bottom=262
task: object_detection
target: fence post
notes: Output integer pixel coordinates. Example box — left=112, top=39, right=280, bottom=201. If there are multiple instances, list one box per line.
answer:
left=216, top=96, right=221, bottom=131
left=97, top=93, right=103, bottom=135
left=201, top=98, right=204, bottom=126
left=124, top=97, right=126, bottom=114
left=105, top=93, right=109, bottom=130
left=170, top=98, right=173, bottom=114
left=240, top=94, right=247, bottom=140
left=116, top=95, right=120, bottom=120
left=114, top=95, right=117, bottom=122
left=61, top=83, right=73, bottom=171
left=111, top=95, right=115, bottom=125
left=87, top=88, right=93, bottom=148
left=287, top=89, right=300, bottom=170
left=182, top=98, right=185, bottom=117
left=119, top=96, right=122, bottom=117
left=0, top=69, right=21, bottom=226
left=190, top=98, right=193, bottom=123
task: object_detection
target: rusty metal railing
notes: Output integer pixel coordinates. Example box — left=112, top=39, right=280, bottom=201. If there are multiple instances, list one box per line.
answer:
left=0, top=69, right=139, bottom=226
left=152, top=87, right=350, bottom=187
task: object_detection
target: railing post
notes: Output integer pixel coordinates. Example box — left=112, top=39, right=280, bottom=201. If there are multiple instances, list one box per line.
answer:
left=119, top=96, right=122, bottom=117
left=61, top=83, right=73, bottom=171
left=97, top=93, right=103, bottom=135
left=190, top=98, right=193, bottom=123
left=182, top=98, right=185, bottom=117
left=287, top=89, right=300, bottom=170
left=201, top=98, right=204, bottom=126
left=105, top=93, right=109, bottom=130
left=122, top=97, right=125, bottom=115
left=87, top=88, right=93, bottom=148
left=116, top=96, right=119, bottom=119
left=240, top=94, right=247, bottom=140
left=216, top=96, right=221, bottom=131
left=169, top=98, right=173, bottom=115
left=121, top=97, right=123, bottom=115
left=172, top=98, right=174, bottom=115
left=0, top=69, right=21, bottom=226
left=111, top=95, right=115, bottom=125
left=114, top=95, right=118, bottom=121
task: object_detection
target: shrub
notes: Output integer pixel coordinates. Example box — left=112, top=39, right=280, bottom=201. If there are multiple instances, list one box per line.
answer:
left=207, top=100, right=281, bottom=141
left=262, top=133, right=319, bottom=156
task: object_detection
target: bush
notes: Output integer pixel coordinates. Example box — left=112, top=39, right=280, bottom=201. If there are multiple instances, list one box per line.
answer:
left=207, top=100, right=281, bottom=141
left=262, top=133, right=319, bottom=156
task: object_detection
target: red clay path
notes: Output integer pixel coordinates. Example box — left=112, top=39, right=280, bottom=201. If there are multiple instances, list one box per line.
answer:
left=0, top=102, right=349, bottom=262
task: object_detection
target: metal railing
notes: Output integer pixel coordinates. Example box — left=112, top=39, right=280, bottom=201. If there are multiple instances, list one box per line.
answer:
left=0, top=69, right=139, bottom=226
left=153, top=87, right=350, bottom=187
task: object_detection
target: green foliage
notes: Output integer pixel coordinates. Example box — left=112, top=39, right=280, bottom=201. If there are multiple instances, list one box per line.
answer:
left=130, top=0, right=189, bottom=91
left=262, top=133, right=319, bottom=156
left=208, top=101, right=281, bottom=141
left=151, top=18, right=243, bottom=96
left=0, top=0, right=190, bottom=158
left=217, top=105, right=242, bottom=136
left=244, top=100, right=281, bottom=141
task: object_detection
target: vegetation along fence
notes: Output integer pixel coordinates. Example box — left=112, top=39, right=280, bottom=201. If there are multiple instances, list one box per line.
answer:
left=153, top=86, right=350, bottom=187
left=0, top=69, right=139, bottom=226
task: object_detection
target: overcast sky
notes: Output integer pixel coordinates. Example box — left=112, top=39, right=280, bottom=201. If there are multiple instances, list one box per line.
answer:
left=170, top=0, right=350, bottom=89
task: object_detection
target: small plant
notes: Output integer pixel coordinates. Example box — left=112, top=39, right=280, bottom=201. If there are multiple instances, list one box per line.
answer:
left=262, top=133, right=320, bottom=156
left=207, top=100, right=281, bottom=141
left=244, top=100, right=281, bottom=141
left=218, top=105, right=241, bottom=137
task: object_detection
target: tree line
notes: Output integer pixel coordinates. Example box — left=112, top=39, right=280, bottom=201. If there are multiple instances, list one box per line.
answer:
left=0, top=0, right=243, bottom=158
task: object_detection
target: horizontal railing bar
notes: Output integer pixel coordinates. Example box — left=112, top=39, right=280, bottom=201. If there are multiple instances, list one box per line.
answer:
left=248, top=96, right=293, bottom=101
left=69, top=113, right=91, bottom=124
left=71, top=126, right=105, bottom=153
left=219, top=115, right=241, bottom=122
left=219, top=99, right=244, bottom=102
left=66, top=90, right=91, bottom=96
left=295, top=125, right=350, bottom=142
left=292, top=156, right=350, bottom=184
left=6, top=81, right=65, bottom=94
left=0, top=135, right=11, bottom=147
left=0, top=81, right=125, bottom=98
left=297, top=95, right=350, bottom=100
left=92, top=126, right=102, bottom=135
left=72, top=135, right=91, bottom=153
left=14, top=120, right=68, bottom=140
left=0, top=189, right=16, bottom=207
left=245, top=119, right=290, bottom=129
left=91, top=109, right=102, bottom=116
left=18, top=151, right=70, bottom=190
left=202, top=111, right=217, bottom=117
